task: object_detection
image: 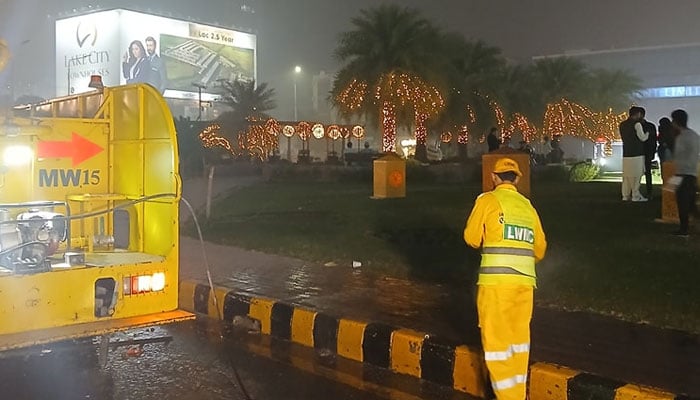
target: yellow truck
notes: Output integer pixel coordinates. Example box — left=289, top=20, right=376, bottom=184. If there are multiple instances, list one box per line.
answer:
left=0, top=81, right=193, bottom=351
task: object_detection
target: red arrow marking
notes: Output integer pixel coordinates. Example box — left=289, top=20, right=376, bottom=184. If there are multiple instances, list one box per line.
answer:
left=37, top=132, right=103, bottom=166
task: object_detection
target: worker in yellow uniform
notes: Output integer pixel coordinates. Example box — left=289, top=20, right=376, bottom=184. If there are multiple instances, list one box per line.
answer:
left=464, top=157, right=547, bottom=400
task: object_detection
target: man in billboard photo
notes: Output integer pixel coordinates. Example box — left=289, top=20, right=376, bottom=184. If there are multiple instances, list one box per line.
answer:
left=122, top=40, right=151, bottom=84
left=145, top=36, right=167, bottom=93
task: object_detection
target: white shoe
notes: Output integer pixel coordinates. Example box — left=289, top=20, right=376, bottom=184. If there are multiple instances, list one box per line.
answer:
left=632, top=196, right=648, bottom=202
left=622, top=197, right=630, bottom=201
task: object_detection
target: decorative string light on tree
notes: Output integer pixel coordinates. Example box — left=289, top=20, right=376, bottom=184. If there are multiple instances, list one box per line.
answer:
left=297, top=121, right=312, bottom=138
left=381, top=101, right=397, bottom=152
left=457, top=105, right=476, bottom=145
left=336, top=79, right=368, bottom=111
left=296, top=121, right=312, bottom=152
left=245, top=124, right=278, bottom=160
left=337, top=70, right=445, bottom=153
left=508, top=113, right=538, bottom=143
left=440, top=131, right=453, bottom=143
left=374, top=71, right=445, bottom=152
left=542, top=99, right=625, bottom=143
left=489, top=100, right=507, bottom=137
left=376, top=72, right=409, bottom=108
left=458, top=125, right=469, bottom=145
left=543, top=103, right=563, bottom=137
left=264, top=118, right=282, bottom=136
left=199, top=124, right=239, bottom=156
left=412, top=80, right=444, bottom=146
left=466, top=104, right=477, bottom=124
left=592, top=107, right=626, bottom=143
left=484, top=94, right=536, bottom=142
left=414, top=113, right=428, bottom=145
left=375, top=72, right=409, bottom=152
left=237, top=131, right=246, bottom=153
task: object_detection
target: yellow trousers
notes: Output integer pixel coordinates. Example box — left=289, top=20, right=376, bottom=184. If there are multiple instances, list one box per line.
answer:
left=477, top=284, right=534, bottom=400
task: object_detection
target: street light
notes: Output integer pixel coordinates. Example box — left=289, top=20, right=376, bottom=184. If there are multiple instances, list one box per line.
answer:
left=293, top=65, right=301, bottom=122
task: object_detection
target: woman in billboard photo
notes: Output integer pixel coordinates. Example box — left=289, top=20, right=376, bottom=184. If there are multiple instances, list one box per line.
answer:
left=122, top=40, right=151, bottom=84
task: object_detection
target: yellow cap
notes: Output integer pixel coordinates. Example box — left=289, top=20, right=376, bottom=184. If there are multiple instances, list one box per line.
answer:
left=493, top=157, right=522, bottom=177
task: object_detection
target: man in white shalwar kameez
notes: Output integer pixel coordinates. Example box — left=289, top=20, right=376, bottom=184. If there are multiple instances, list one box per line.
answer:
left=619, top=106, right=650, bottom=202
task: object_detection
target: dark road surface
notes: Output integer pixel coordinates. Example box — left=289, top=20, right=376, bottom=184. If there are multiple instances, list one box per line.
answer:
left=0, top=318, right=469, bottom=400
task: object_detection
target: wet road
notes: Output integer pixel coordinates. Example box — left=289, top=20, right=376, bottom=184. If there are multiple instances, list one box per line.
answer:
left=0, top=319, right=468, bottom=400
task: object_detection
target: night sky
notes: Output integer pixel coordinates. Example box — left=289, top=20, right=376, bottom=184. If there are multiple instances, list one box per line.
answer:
left=1, top=0, right=699, bottom=116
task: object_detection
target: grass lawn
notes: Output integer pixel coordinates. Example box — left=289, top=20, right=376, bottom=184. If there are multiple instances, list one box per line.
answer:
left=190, top=174, right=700, bottom=333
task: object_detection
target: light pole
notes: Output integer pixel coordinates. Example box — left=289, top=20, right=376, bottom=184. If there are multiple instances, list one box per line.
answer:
left=292, top=66, right=301, bottom=161
left=192, top=82, right=206, bottom=120
left=293, top=65, right=301, bottom=121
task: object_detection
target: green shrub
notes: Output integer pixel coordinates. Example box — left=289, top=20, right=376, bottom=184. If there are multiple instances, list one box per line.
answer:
left=568, top=161, right=600, bottom=182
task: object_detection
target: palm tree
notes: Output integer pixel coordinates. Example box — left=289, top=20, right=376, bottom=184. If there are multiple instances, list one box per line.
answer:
left=374, top=71, right=444, bottom=160
left=332, top=5, right=443, bottom=153
left=532, top=57, right=591, bottom=104
left=582, top=68, right=641, bottom=112
left=217, top=79, right=277, bottom=135
left=494, top=57, right=590, bottom=123
left=433, top=35, right=506, bottom=157
left=495, top=63, right=538, bottom=120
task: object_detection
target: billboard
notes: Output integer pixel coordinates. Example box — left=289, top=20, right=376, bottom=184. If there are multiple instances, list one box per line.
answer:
left=56, top=9, right=256, bottom=100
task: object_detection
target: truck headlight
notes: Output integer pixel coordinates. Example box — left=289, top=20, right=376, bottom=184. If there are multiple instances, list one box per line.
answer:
left=3, top=145, right=33, bottom=167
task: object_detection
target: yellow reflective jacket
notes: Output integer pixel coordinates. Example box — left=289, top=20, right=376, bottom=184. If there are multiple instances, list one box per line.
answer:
left=464, top=183, right=547, bottom=286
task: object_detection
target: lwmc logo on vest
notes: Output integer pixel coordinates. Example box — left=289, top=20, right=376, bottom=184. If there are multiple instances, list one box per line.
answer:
left=503, top=224, right=534, bottom=244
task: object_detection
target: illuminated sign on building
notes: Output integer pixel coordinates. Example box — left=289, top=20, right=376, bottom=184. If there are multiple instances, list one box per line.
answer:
left=639, top=85, right=700, bottom=99
left=55, top=9, right=256, bottom=100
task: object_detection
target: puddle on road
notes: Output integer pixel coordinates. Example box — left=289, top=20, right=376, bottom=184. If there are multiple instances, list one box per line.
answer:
left=0, top=322, right=251, bottom=400
left=0, top=318, right=479, bottom=399
left=223, top=263, right=478, bottom=343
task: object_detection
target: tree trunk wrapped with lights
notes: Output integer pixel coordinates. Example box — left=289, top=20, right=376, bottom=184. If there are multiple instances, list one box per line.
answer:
left=381, top=102, right=397, bottom=152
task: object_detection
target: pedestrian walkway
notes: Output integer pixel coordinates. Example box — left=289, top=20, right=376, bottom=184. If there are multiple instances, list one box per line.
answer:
left=178, top=176, right=700, bottom=398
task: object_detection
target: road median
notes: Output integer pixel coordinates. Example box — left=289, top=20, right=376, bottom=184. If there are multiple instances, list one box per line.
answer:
left=179, top=280, right=690, bottom=400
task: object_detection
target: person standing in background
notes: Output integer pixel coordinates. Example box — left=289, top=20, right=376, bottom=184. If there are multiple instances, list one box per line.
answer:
left=619, top=106, right=649, bottom=202
left=640, top=108, right=657, bottom=199
left=670, top=109, right=699, bottom=237
left=537, top=137, right=553, bottom=165
left=657, top=117, right=676, bottom=164
left=487, top=127, right=500, bottom=152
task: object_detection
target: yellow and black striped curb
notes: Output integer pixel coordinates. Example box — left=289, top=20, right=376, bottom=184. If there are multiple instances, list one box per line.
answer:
left=529, top=363, right=695, bottom=400
left=180, top=280, right=696, bottom=400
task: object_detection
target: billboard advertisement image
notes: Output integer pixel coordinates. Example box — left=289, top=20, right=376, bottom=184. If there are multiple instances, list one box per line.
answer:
left=56, top=9, right=256, bottom=100
left=160, top=33, right=254, bottom=93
